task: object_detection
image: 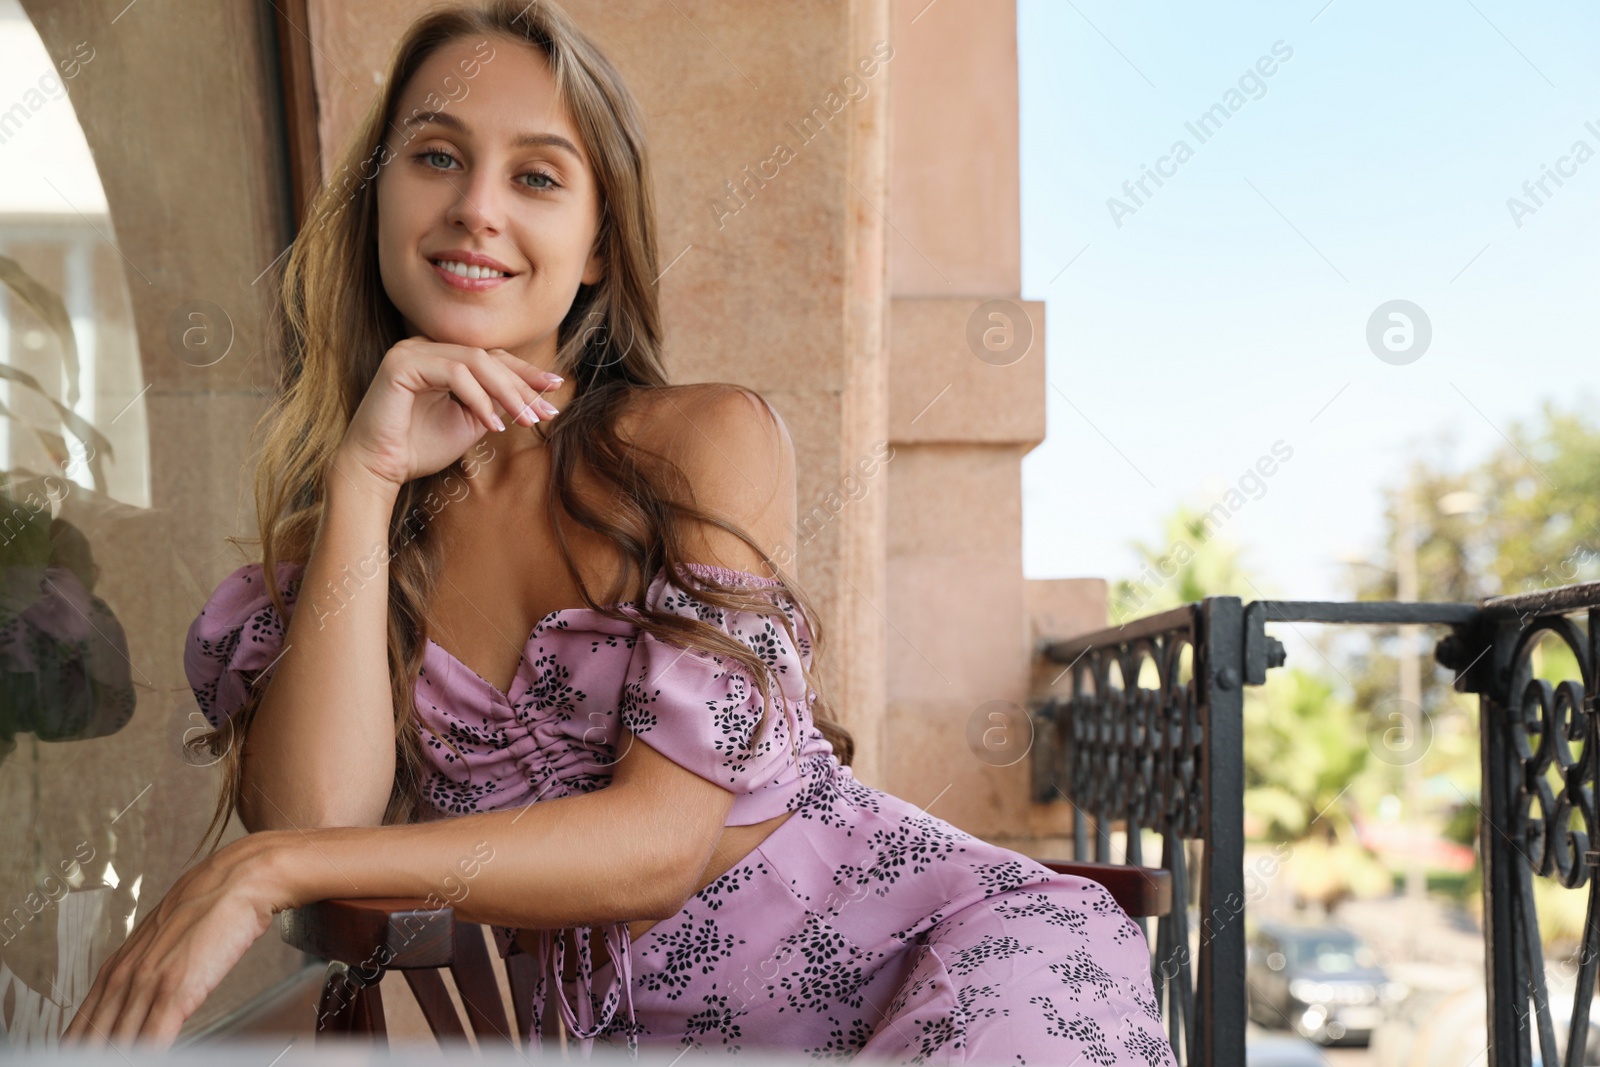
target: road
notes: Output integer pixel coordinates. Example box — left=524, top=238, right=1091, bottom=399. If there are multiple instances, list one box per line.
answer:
left=1244, top=845, right=1487, bottom=1066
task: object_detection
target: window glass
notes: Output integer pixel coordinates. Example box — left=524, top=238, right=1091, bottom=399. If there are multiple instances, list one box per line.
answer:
left=0, top=0, right=300, bottom=1047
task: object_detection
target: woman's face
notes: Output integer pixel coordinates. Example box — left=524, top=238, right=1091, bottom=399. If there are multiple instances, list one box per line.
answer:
left=375, top=36, right=603, bottom=367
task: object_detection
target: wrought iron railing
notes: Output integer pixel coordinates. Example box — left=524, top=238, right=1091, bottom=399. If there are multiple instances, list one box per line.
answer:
left=1465, top=580, right=1600, bottom=1067
left=1032, top=599, right=1245, bottom=1066
left=1032, top=586, right=1599, bottom=1067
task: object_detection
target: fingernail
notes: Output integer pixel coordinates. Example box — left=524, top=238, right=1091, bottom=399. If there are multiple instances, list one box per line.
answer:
left=546, top=373, right=564, bottom=384
left=519, top=403, right=540, bottom=424
left=491, top=414, right=506, bottom=432
left=541, top=401, right=560, bottom=417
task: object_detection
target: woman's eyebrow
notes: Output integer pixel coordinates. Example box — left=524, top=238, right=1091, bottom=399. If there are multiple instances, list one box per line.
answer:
left=401, top=109, right=582, bottom=160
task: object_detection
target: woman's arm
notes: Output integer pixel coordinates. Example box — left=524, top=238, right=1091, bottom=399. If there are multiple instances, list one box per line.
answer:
left=240, top=456, right=402, bottom=831
left=60, top=730, right=736, bottom=1050
left=240, top=339, right=561, bottom=831
left=261, top=726, right=738, bottom=927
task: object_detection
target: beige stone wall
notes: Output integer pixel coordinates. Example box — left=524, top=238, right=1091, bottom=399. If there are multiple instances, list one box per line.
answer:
left=882, top=0, right=1101, bottom=855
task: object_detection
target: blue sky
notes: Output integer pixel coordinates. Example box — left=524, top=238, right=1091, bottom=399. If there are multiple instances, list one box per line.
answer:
left=1018, top=0, right=1600, bottom=600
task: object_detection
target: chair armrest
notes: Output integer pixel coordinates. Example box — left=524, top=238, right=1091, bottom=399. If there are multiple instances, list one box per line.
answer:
left=1035, top=860, right=1173, bottom=919
left=279, top=897, right=456, bottom=971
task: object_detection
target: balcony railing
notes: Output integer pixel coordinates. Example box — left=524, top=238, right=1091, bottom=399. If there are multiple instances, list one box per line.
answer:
left=1031, top=582, right=1600, bottom=1067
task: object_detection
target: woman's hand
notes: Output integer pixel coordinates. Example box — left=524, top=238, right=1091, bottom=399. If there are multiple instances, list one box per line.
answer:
left=59, top=834, right=292, bottom=1050
left=336, top=337, right=564, bottom=489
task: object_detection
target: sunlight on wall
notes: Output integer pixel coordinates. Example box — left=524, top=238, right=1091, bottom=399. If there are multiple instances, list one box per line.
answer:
left=0, top=0, right=148, bottom=508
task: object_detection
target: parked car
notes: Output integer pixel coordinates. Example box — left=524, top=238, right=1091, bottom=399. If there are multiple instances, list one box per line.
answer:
left=1246, top=921, right=1407, bottom=1045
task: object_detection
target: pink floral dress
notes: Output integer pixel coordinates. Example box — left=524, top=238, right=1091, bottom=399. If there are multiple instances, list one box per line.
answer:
left=185, top=560, right=1175, bottom=1065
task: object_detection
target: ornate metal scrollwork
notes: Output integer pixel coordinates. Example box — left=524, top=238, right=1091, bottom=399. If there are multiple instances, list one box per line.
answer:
left=1061, top=633, right=1202, bottom=842
left=1492, top=609, right=1599, bottom=1067
left=1036, top=609, right=1219, bottom=1065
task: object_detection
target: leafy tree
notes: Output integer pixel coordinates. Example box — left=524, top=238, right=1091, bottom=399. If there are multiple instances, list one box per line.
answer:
left=1108, top=502, right=1368, bottom=833
left=1339, top=403, right=1600, bottom=813
left=1241, top=667, right=1365, bottom=842
left=1334, top=402, right=1600, bottom=926
left=1108, top=502, right=1260, bottom=621
left=1344, top=398, right=1600, bottom=608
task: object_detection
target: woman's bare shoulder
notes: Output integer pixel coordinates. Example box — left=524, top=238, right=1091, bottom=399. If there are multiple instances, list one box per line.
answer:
left=617, top=383, right=797, bottom=572
left=617, top=381, right=787, bottom=454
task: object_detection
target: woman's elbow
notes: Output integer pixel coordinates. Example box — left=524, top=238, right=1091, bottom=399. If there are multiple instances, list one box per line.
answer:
left=643, top=868, right=696, bottom=921
left=629, top=836, right=704, bottom=921
left=238, top=788, right=386, bottom=833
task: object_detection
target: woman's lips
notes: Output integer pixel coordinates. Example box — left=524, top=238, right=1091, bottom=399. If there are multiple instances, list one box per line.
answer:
left=428, top=257, right=517, bottom=292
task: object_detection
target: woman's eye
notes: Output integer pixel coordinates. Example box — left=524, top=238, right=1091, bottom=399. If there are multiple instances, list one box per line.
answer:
left=412, top=150, right=558, bottom=191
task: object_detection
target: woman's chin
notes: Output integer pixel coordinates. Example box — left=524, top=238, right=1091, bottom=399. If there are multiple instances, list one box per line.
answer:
left=403, top=315, right=509, bottom=351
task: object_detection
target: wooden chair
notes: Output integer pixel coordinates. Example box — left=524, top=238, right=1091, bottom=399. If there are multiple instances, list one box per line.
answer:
left=278, top=897, right=534, bottom=1048
left=280, top=860, right=1172, bottom=1046
left=1036, top=859, right=1173, bottom=919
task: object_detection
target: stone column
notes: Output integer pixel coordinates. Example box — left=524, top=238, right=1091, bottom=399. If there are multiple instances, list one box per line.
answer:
left=883, top=0, right=1098, bottom=853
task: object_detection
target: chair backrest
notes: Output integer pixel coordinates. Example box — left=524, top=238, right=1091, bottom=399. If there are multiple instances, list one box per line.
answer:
left=1033, top=859, right=1173, bottom=918
left=280, top=897, right=541, bottom=1049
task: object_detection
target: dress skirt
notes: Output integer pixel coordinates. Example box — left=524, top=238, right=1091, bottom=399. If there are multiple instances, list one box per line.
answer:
left=559, top=764, right=1177, bottom=1066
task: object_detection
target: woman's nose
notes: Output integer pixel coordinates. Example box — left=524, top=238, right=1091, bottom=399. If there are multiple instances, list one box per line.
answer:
left=445, top=168, right=507, bottom=233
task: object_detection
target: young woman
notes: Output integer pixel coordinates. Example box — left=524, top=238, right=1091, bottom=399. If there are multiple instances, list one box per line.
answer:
left=62, top=3, right=1175, bottom=1063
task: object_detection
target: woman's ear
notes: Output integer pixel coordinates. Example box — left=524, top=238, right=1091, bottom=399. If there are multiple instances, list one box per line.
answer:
left=581, top=242, right=605, bottom=286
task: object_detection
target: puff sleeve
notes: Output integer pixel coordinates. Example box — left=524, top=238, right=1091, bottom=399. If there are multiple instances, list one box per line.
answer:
left=184, top=561, right=305, bottom=730
left=616, top=561, right=830, bottom=825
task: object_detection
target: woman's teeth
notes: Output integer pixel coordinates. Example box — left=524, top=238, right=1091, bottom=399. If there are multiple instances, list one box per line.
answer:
left=434, top=259, right=508, bottom=279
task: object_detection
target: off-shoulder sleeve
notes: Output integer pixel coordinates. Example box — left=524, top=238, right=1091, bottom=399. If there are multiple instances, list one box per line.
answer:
left=184, top=561, right=305, bottom=730
left=617, top=562, right=816, bottom=824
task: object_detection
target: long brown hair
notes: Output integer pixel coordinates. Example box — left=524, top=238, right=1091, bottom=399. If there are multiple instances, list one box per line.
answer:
left=188, top=0, right=851, bottom=856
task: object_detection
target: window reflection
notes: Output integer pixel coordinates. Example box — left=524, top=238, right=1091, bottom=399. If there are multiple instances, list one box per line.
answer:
left=0, top=0, right=143, bottom=1048
left=0, top=0, right=144, bottom=504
